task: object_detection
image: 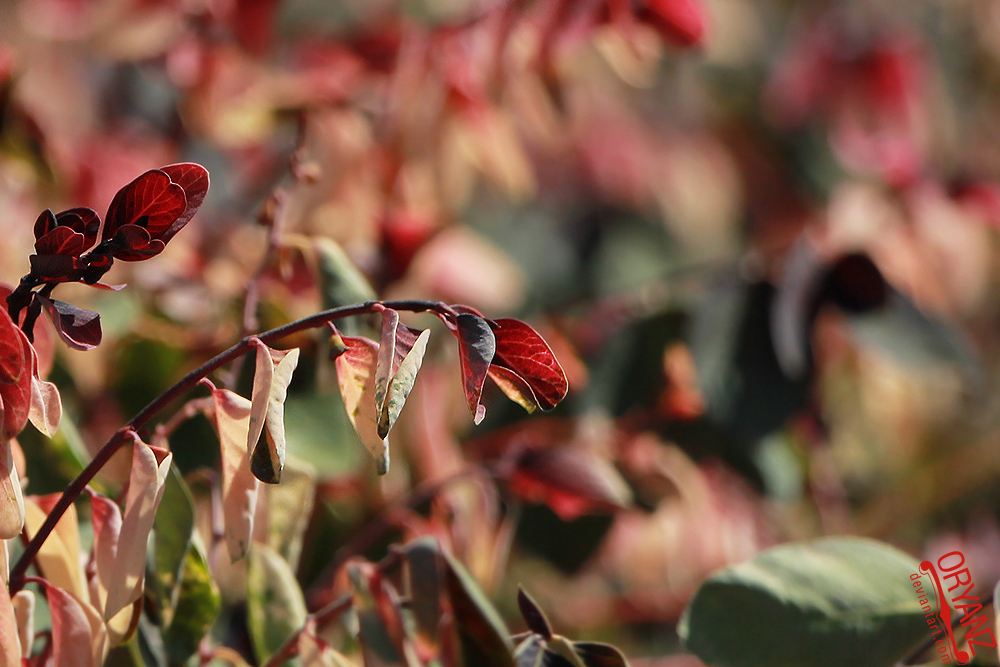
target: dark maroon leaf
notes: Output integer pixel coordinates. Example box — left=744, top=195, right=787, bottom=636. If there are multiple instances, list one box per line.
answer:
left=33, top=209, right=56, bottom=240
left=38, top=296, right=102, bottom=350
left=111, top=225, right=167, bottom=262
left=441, top=551, right=514, bottom=667
left=28, top=253, right=83, bottom=281
left=491, top=319, right=568, bottom=412
left=456, top=313, right=496, bottom=424
left=573, top=642, right=631, bottom=667
left=35, top=226, right=89, bottom=256
left=159, top=163, right=210, bottom=242
left=517, top=587, right=552, bottom=640
left=56, top=207, right=101, bottom=239
left=103, top=169, right=186, bottom=241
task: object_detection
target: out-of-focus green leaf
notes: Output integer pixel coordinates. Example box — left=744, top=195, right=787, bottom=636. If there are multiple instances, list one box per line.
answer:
left=247, top=543, right=308, bottom=664
left=401, top=538, right=444, bottom=650
left=128, top=612, right=168, bottom=667
left=315, top=237, right=376, bottom=311
left=441, top=551, right=514, bottom=667
left=152, top=466, right=195, bottom=625
left=163, top=538, right=221, bottom=666
left=283, top=393, right=364, bottom=476
left=679, top=537, right=930, bottom=667
left=263, top=456, right=316, bottom=570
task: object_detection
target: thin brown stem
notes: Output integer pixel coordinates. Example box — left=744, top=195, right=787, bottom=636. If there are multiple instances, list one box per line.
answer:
left=8, top=298, right=457, bottom=595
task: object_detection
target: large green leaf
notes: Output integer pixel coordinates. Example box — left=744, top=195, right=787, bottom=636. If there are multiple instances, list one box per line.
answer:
left=152, top=466, right=195, bottom=625
left=441, top=551, right=514, bottom=667
left=679, top=537, right=931, bottom=667
left=163, top=538, right=221, bottom=666
left=246, top=543, right=308, bottom=663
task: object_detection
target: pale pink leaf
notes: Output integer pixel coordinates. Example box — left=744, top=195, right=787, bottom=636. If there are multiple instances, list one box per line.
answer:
left=87, top=489, right=122, bottom=616
left=212, top=388, right=261, bottom=561
left=103, top=437, right=172, bottom=620
left=333, top=335, right=389, bottom=474
left=28, top=376, right=62, bottom=437
left=0, top=441, right=23, bottom=540
left=247, top=339, right=274, bottom=463
left=0, top=579, right=20, bottom=666
left=11, top=591, right=32, bottom=663
left=43, top=581, right=107, bottom=667
left=374, top=308, right=400, bottom=417
left=251, top=347, right=299, bottom=484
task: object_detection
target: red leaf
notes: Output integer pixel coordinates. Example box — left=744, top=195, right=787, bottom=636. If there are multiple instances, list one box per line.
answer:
left=455, top=313, right=495, bottom=424
left=490, top=319, right=568, bottom=411
left=108, top=225, right=166, bottom=262
left=159, top=163, right=209, bottom=242
left=35, top=226, right=89, bottom=256
left=103, top=169, right=185, bottom=241
left=0, top=308, right=32, bottom=442
left=38, top=297, right=102, bottom=351
left=33, top=209, right=56, bottom=240
left=55, top=208, right=101, bottom=238
left=640, top=0, right=708, bottom=48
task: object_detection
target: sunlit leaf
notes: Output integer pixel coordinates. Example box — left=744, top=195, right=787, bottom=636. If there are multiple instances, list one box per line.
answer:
left=0, top=443, right=23, bottom=540
left=41, top=581, right=108, bottom=667
left=0, top=308, right=32, bottom=441
left=247, top=544, right=308, bottom=664
left=455, top=313, right=496, bottom=424
left=248, top=342, right=299, bottom=484
left=28, top=375, right=62, bottom=437
left=103, top=169, right=185, bottom=242
left=25, top=496, right=85, bottom=599
left=211, top=387, right=260, bottom=561
left=490, top=319, right=568, bottom=412
left=379, top=328, right=430, bottom=438
left=374, top=308, right=401, bottom=417
left=87, top=487, right=121, bottom=617
left=104, top=437, right=172, bottom=621
left=158, top=163, right=210, bottom=243
left=333, top=334, right=390, bottom=474
left=0, top=578, right=20, bottom=666
left=10, top=591, right=32, bottom=664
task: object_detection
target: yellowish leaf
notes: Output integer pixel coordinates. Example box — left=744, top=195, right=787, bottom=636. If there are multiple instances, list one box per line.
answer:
left=212, top=388, right=261, bottom=561
left=333, top=335, right=389, bottom=474
left=0, top=579, right=20, bottom=667
left=378, top=328, right=431, bottom=438
left=24, top=497, right=86, bottom=601
left=28, top=376, right=61, bottom=437
left=0, top=442, right=23, bottom=540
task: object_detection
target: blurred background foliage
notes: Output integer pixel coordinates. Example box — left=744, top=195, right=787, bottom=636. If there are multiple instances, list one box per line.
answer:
left=5, top=0, right=1000, bottom=664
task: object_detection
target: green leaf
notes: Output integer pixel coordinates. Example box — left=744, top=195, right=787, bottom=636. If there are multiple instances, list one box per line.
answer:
left=679, top=537, right=931, bottom=667
left=152, top=466, right=195, bottom=626
left=283, top=393, right=363, bottom=476
left=246, top=543, right=308, bottom=664
left=441, top=551, right=514, bottom=667
left=262, top=456, right=316, bottom=571
left=163, top=538, right=221, bottom=666
left=315, top=237, right=377, bottom=311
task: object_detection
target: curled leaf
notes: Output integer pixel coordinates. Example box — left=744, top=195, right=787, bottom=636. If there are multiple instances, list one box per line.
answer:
left=39, top=580, right=108, bottom=667
left=378, top=328, right=431, bottom=439
left=103, top=436, right=172, bottom=621
left=248, top=343, right=299, bottom=484
left=37, top=296, right=102, bottom=351
left=28, top=375, right=62, bottom=437
left=455, top=313, right=496, bottom=424
left=490, top=319, right=568, bottom=412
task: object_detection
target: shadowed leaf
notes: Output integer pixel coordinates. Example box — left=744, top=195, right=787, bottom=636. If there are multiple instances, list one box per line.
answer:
left=379, top=328, right=430, bottom=438
left=38, top=297, right=102, bottom=351
left=163, top=538, right=221, bottom=665
left=573, top=642, right=631, bottom=667
left=455, top=313, right=496, bottom=424
left=153, top=467, right=196, bottom=626
left=247, top=544, right=308, bottom=664
left=442, top=550, right=514, bottom=667
left=518, top=587, right=553, bottom=639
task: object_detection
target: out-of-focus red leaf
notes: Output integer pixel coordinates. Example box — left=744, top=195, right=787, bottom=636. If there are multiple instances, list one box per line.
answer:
left=103, top=168, right=186, bottom=241
left=37, top=297, right=102, bottom=351
left=639, top=0, right=708, bottom=48
left=490, top=319, right=568, bottom=412
left=456, top=313, right=496, bottom=424
left=0, top=307, right=32, bottom=441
